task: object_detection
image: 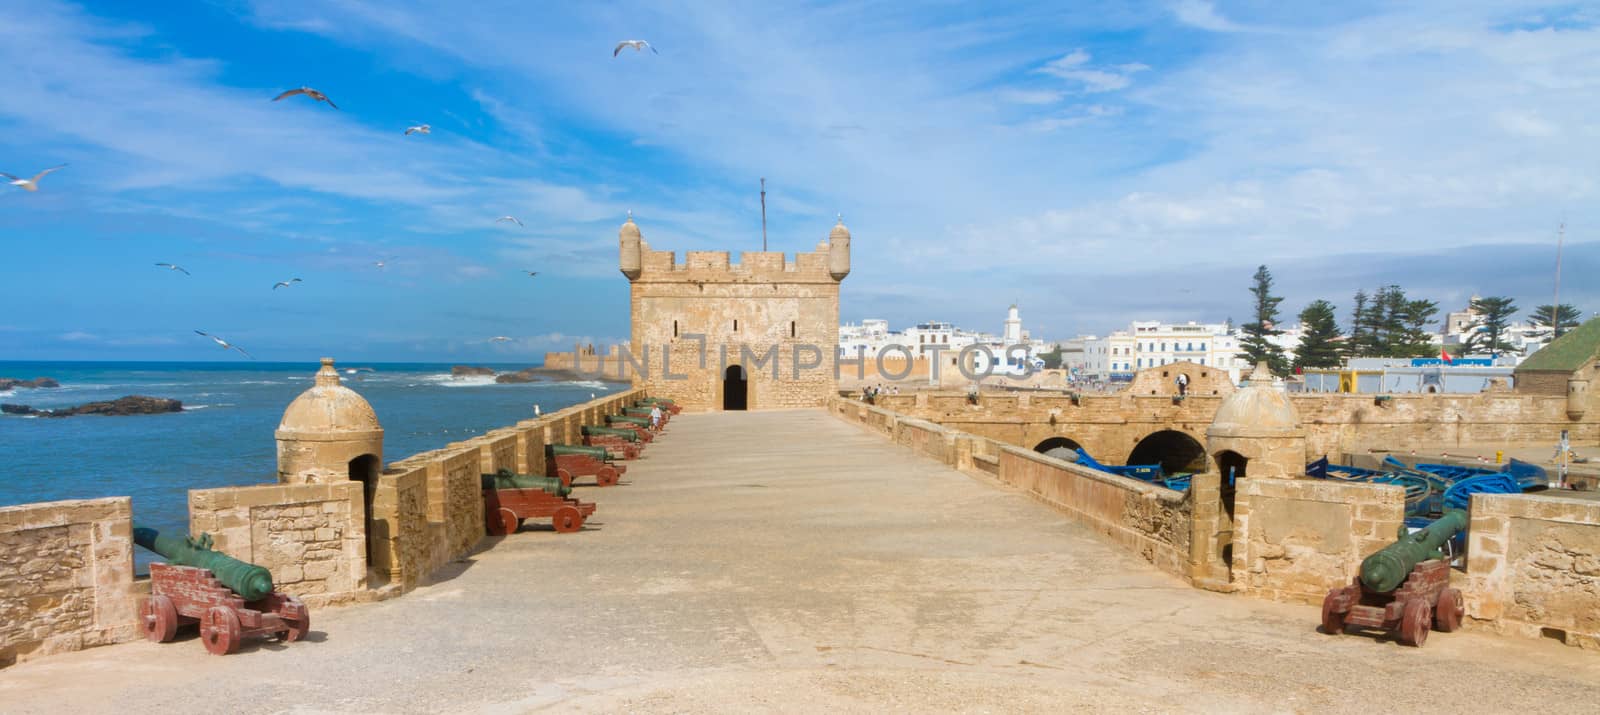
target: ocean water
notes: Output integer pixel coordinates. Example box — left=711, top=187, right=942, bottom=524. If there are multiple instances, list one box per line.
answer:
left=0, top=361, right=624, bottom=569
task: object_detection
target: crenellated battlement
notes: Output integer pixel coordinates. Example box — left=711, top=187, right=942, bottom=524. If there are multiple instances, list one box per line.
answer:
left=625, top=221, right=846, bottom=284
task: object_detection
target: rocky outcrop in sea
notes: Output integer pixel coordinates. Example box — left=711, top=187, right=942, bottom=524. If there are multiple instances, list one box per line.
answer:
left=0, top=377, right=61, bottom=390
left=1, top=395, right=183, bottom=417
left=451, top=366, right=496, bottom=377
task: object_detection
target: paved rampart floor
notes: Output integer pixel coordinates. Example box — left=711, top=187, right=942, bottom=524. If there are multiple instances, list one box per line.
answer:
left=3, top=409, right=1597, bottom=713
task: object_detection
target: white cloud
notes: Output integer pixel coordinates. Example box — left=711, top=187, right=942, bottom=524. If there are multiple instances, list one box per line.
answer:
left=1037, top=49, right=1150, bottom=92
left=1172, top=0, right=1245, bottom=33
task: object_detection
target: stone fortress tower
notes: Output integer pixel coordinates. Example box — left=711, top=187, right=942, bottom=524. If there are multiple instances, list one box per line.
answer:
left=275, top=358, right=384, bottom=485
left=620, top=214, right=850, bottom=411
left=1206, top=361, right=1307, bottom=480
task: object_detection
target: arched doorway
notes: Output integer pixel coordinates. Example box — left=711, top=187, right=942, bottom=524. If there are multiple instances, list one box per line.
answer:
left=348, top=454, right=380, bottom=572
left=1033, top=436, right=1083, bottom=461
left=1127, top=430, right=1208, bottom=474
left=723, top=365, right=748, bottom=411
left=1213, top=450, right=1247, bottom=578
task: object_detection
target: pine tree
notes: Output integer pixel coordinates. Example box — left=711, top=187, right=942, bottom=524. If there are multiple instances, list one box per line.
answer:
left=1346, top=289, right=1369, bottom=358
left=1463, top=296, right=1518, bottom=356
left=1293, top=300, right=1343, bottom=369
left=1529, top=303, right=1582, bottom=339
left=1397, top=297, right=1441, bottom=357
left=1239, top=265, right=1289, bottom=375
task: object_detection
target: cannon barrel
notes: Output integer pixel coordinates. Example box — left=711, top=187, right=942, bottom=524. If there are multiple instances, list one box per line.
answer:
left=638, top=397, right=676, bottom=406
left=482, top=469, right=570, bottom=497
left=623, top=407, right=653, bottom=417
left=547, top=443, right=616, bottom=461
left=608, top=415, right=650, bottom=426
left=133, top=525, right=274, bottom=601
left=582, top=425, right=640, bottom=441
left=1359, top=508, right=1468, bottom=593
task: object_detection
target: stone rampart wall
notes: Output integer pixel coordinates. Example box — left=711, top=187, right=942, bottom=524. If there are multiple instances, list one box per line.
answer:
left=1466, top=492, right=1600, bottom=650
left=0, top=498, right=137, bottom=666
left=1232, top=479, right=1405, bottom=604
left=188, top=482, right=366, bottom=606
left=828, top=395, right=1196, bottom=581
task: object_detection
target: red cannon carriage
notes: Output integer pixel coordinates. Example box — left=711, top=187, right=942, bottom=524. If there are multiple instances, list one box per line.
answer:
left=581, top=425, right=643, bottom=459
left=1321, top=510, right=1466, bottom=647
left=482, top=471, right=597, bottom=535
left=546, top=444, right=627, bottom=487
left=606, top=415, right=656, bottom=441
left=133, top=527, right=309, bottom=656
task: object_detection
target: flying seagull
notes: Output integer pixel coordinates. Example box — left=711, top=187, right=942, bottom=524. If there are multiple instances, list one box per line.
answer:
left=2, top=165, right=67, bottom=192
left=496, top=215, right=524, bottom=227
left=272, top=86, right=339, bottom=109
left=272, top=278, right=303, bottom=290
left=614, top=40, right=657, bottom=56
left=523, top=270, right=538, bottom=278
left=404, top=124, right=431, bottom=135
left=155, top=262, right=190, bottom=276
left=194, top=330, right=253, bottom=359
left=489, top=336, right=513, bottom=343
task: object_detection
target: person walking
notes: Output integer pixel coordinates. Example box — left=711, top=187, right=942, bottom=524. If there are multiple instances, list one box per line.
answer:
left=1176, top=372, right=1189, bottom=397
left=649, top=404, right=662, bottom=431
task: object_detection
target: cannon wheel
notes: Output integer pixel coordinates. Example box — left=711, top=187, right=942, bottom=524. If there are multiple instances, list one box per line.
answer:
left=1434, top=587, right=1464, bottom=632
left=280, top=597, right=311, bottom=642
left=551, top=505, right=583, bottom=533
left=1319, top=589, right=1345, bottom=635
left=140, top=594, right=178, bottom=643
left=597, top=466, right=620, bottom=487
left=555, top=469, right=574, bottom=489
left=485, top=507, right=518, bottom=536
left=1399, top=597, right=1431, bottom=647
left=201, top=606, right=242, bottom=655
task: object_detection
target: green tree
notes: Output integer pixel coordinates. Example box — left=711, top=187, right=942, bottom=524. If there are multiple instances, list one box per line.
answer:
left=1463, top=296, right=1518, bottom=357
left=1293, top=300, right=1343, bottom=369
left=1037, top=344, right=1065, bottom=370
left=1396, top=297, right=1441, bottom=358
left=1529, top=303, right=1582, bottom=339
left=1240, top=265, right=1289, bottom=375
left=1346, top=289, right=1369, bottom=358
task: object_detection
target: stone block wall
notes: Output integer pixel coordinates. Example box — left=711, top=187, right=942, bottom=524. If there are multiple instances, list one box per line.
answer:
left=513, top=419, right=547, bottom=475
left=370, top=466, right=429, bottom=590
left=469, top=431, right=519, bottom=474
left=827, top=395, right=1196, bottom=581
left=0, top=498, right=137, bottom=666
left=404, top=447, right=483, bottom=570
left=1466, top=492, right=1600, bottom=650
left=189, top=482, right=366, bottom=606
left=1231, top=479, right=1405, bottom=604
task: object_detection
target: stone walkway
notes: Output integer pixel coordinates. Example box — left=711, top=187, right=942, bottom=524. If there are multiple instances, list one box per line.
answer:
left=3, top=409, right=1597, bottom=713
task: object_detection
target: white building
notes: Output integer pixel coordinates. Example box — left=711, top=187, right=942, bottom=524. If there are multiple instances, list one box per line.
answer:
left=1083, top=321, right=1250, bottom=383
left=839, top=305, right=1048, bottom=372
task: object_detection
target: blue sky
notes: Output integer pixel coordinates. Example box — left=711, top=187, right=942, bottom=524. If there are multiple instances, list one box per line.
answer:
left=2, top=1, right=1597, bottom=361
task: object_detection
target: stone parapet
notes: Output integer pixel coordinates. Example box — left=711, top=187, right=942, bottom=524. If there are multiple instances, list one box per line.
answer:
left=0, top=498, right=138, bottom=666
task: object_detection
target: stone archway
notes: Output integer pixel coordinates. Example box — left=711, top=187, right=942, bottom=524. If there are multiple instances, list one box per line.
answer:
left=347, top=454, right=380, bottom=573
left=723, top=365, right=748, bottom=411
left=1033, top=436, right=1083, bottom=461
left=1127, top=430, right=1208, bottom=474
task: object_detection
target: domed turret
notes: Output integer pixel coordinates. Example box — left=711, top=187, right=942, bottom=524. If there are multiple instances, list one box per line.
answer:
left=275, top=358, right=384, bottom=484
left=1206, top=361, right=1305, bottom=479
left=619, top=212, right=642, bottom=280
left=828, top=215, right=851, bottom=281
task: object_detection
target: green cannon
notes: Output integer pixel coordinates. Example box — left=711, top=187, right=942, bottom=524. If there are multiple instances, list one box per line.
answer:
left=1359, top=508, right=1468, bottom=593
left=582, top=425, right=640, bottom=442
left=548, top=443, right=616, bottom=462
left=1322, top=508, right=1469, bottom=646
left=622, top=407, right=654, bottom=418
left=133, top=525, right=274, bottom=601
left=608, top=414, right=650, bottom=427
left=482, top=469, right=570, bottom=497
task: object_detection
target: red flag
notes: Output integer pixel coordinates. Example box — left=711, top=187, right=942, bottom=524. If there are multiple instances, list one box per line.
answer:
left=1440, top=348, right=1453, bottom=365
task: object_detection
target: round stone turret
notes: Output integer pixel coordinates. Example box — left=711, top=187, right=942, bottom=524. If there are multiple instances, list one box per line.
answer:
left=828, top=216, right=851, bottom=281
left=275, top=358, right=384, bottom=484
left=619, top=213, right=642, bottom=280
left=1206, top=361, right=1305, bottom=479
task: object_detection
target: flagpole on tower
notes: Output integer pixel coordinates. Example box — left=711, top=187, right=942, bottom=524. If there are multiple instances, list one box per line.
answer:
left=760, top=178, right=768, bottom=252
